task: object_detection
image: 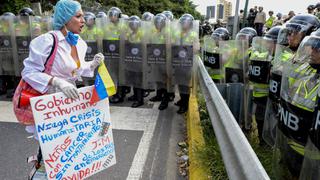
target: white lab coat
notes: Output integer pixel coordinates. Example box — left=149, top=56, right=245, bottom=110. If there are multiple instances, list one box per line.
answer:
left=21, top=30, right=93, bottom=94
left=22, top=30, right=94, bottom=138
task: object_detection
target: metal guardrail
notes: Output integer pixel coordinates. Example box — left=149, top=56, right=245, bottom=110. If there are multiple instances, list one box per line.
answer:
left=196, top=59, right=270, bottom=180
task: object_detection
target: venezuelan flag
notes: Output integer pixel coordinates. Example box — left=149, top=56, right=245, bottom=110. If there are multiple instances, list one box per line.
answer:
left=90, top=62, right=116, bottom=104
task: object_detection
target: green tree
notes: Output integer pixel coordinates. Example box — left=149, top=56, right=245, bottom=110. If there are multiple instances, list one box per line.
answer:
left=0, top=0, right=31, bottom=15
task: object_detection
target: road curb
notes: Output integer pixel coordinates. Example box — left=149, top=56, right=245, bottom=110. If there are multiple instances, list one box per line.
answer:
left=187, top=95, right=208, bottom=179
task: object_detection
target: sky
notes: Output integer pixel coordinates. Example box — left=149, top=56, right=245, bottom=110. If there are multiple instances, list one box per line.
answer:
left=192, top=0, right=319, bottom=16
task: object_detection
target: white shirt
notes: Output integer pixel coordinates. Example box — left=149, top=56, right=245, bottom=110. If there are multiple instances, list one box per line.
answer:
left=22, top=30, right=94, bottom=94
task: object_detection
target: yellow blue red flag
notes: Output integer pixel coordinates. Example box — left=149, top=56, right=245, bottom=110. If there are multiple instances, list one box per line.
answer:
left=90, top=62, right=116, bottom=104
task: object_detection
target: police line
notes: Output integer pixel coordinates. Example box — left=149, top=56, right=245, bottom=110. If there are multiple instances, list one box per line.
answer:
left=197, top=58, right=270, bottom=180
left=0, top=15, right=199, bottom=93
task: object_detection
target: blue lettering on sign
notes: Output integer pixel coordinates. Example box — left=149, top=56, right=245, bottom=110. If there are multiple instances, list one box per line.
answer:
left=70, top=109, right=101, bottom=124
left=59, top=124, right=100, bottom=173
left=79, top=142, right=115, bottom=168
left=37, top=119, right=68, bottom=133
left=40, top=128, right=74, bottom=144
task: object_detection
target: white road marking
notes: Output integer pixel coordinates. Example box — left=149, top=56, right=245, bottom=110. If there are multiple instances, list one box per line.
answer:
left=125, top=104, right=159, bottom=180
left=0, top=101, right=18, bottom=123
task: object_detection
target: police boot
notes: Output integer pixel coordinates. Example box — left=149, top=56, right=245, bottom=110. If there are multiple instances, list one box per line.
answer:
left=124, top=86, right=131, bottom=94
left=168, top=92, right=175, bottom=102
left=150, top=89, right=164, bottom=102
left=143, top=89, right=150, bottom=98
left=158, top=92, right=169, bottom=110
left=177, top=94, right=190, bottom=114
left=132, top=88, right=144, bottom=108
left=0, top=77, right=7, bottom=95
left=128, top=93, right=137, bottom=101
left=109, top=94, right=121, bottom=103
left=109, top=87, right=124, bottom=103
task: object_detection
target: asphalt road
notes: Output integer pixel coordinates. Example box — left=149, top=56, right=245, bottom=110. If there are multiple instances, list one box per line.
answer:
left=0, top=93, right=186, bottom=180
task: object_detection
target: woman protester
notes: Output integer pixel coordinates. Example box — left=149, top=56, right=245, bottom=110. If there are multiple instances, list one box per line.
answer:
left=17, top=0, right=104, bottom=178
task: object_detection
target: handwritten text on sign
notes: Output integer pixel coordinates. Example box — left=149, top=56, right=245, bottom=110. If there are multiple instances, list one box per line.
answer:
left=30, top=86, right=116, bottom=180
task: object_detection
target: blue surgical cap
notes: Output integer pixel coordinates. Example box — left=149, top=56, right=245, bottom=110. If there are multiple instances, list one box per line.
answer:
left=53, top=0, right=81, bottom=30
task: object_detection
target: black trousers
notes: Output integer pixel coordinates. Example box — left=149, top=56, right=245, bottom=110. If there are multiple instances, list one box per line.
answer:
left=254, top=23, right=264, bottom=36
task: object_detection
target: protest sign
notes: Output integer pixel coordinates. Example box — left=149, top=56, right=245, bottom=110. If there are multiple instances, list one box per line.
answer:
left=30, top=86, right=116, bottom=180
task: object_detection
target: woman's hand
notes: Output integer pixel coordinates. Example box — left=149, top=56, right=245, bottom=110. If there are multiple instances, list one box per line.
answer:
left=52, top=77, right=79, bottom=99
left=90, top=53, right=104, bottom=70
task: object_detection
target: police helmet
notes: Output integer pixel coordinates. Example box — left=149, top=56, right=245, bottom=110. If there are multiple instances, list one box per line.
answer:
left=128, top=15, right=141, bottom=31
left=108, top=7, right=122, bottom=19
left=154, top=13, right=166, bottom=30
left=19, top=7, right=34, bottom=16
left=162, top=11, right=174, bottom=21
left=236, top=27, right=257, bottom=44
left=2, top=12, right=15, bottom=17
left=212, top=27, right=230, bottom=41
left=84, top=12, right=96, bottom=27
left=96, top=11, right=107, bottom=19
left=179, top=14, right=194, bottom=31
left=264, top=26, right=282, bottom=42
left=300, top=32, right=320, bottom=69
left=288, top=14, right=320, bottom=34
left=121, top=14, right=129, bottom=20
left=142, top=12, right=154, bottom=21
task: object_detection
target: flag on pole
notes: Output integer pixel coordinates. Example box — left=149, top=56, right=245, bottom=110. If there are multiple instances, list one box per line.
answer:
left=90, top=62, right=116, bottom=104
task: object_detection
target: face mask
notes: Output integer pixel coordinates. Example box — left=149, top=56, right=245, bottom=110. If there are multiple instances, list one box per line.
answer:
left=65, top=29, right=79, bottom=46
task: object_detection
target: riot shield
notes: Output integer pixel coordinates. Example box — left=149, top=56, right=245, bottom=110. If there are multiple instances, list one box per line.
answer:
left=145, top=20, right=169, bottom=90
left=248, top=37, right=274, bottom=84
left=220, top=40, right=248, bottom=84
left=40, top=16, right=53, bottom=34
left=0, top=15, right=15, bottom=76
left=30, top=16, right=42, bottom=39
left=170, top=19, right=199, bottom=94
left=14, top=16, right=31, bottom=76
left=245, top=37, right=275, bottom=135
left=80, top=17, right=102, bottom=86
left=299, top=107, right=320, bottom=180
left=263, top=44, right=294, bottom=146
left=119, top=19, right=146, bottom=89
left=99, top=17, right=125, bottom=86
left=202, top=35, right=223, bottom=82
left=273, top=35, right=320, bottom=179
left=81, top=20, right=101, bottom=62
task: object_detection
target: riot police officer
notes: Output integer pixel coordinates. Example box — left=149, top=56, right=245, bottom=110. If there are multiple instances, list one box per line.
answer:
left=145, top=13, right=171, bottom=110
left=19, top=7, right=34, bottom=16
left=9, top=7, right=34, bottom=98
left=171, top=14, right=199, bottom=114
left=0, top=12, right=15, bottom=96
left=96, top=11, right=107, bottom=19
left=298, top=28, right=320, bottom=180
left=274, top=28, right=320, bottom=180
left=210, top=27, right=230, bottom=83
left=236, top=27, right=257, bottom=47
left=82, top=12, right=103, bottom=41
left=102, top=7, right=128, bottom=103
left=121, top=16, right=145, bottom=107
left=272, top=15, right=320, bottom=179
left=150, top=11, right=175, bottom=108
left=247, top=27, right=279, bottom=143
left=162, top=11, right=174, bottom=21
left=142, top=12, right=154, bottom=22
left=260, top=15, right=320, bottom=143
